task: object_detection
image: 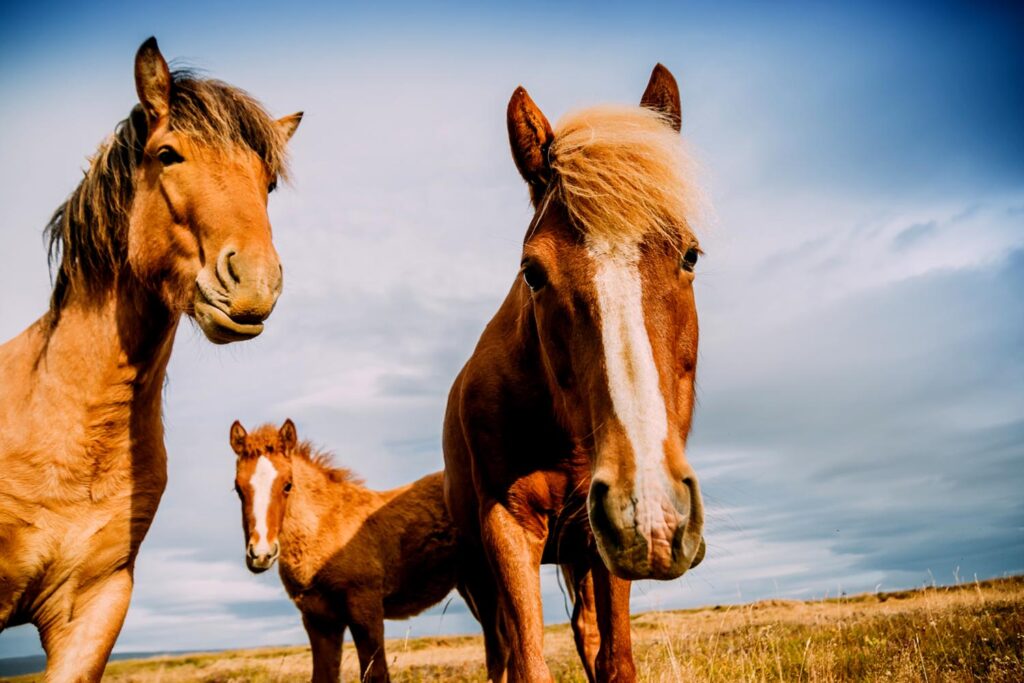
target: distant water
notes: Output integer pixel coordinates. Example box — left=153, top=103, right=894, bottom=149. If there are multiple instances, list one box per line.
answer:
left=0, top=651, right=190, bottom=677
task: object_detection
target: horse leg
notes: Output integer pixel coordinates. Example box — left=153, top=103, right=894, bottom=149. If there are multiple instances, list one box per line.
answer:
left=480, top=500, right=549, bottom=683
left=302, top=613, right=344, bottom=683
left=37, top=568, right=133, bottom=682
left=458, top=553, right=509, bottom=682
left=345, top=590, right=389, bottom=683
left=561, top=563, right=599, bottom=683
left=591, top=560, right=636, bottom=683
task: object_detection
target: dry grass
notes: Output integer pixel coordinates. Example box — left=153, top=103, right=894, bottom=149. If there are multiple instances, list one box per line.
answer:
left=5, top=576, right=1021, bottom=682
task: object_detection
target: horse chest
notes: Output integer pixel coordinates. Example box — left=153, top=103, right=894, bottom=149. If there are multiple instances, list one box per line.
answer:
left=506, top=468, right=592, bottom=549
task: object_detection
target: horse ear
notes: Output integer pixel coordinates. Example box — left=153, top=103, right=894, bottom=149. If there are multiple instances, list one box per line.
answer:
left=135, top=36, right=171, bottom=125
left=230, top=421, right=248, bottom=456
left=276, top=112, right=303, bottom=142
left=507, top=86, right=554, bottom=205
left=640, top=63, right=681, bottom=132
left=280, top=419, right=298, bottom=453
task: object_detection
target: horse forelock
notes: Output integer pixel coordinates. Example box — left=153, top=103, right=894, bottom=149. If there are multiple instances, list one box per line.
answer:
left=547, top=104, right=705, bottom=250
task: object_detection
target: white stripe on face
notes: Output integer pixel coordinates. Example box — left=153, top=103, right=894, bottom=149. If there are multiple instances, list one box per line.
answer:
left=589, top=240, right=671, bottom=539
left=250, top=455, right=278, bottom=555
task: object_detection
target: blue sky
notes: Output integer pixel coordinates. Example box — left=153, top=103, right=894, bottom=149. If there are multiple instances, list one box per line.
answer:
left=1, top=0, right=1022, bottom=662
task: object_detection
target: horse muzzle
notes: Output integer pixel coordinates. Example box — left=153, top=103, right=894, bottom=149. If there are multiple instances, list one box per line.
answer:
left=588, top=475, right=705, bottom=580
left=192, top=251, right=282, bottom=344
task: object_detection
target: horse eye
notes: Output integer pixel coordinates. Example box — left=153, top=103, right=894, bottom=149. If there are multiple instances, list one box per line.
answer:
left=283, top=481, right=293, bottom=493
left=521, top=261, right=548, bottom=291
left=268, top=180, right=277, bottom=194
left=681, top=247, right=699, bottom=273
left=157, top=147, right=184, bottom=166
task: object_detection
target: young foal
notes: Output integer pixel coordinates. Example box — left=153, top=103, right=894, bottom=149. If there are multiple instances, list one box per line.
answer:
left=0, top=39, right=301, bottom=680
left=443, top=65, right=706, bottom=682
left=230, top=420, right=460, bottom=683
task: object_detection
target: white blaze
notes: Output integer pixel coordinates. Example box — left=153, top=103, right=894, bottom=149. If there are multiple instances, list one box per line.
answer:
left=250, top=455, right=278, bottom=555
left=590, top=240, right=671, bottom=539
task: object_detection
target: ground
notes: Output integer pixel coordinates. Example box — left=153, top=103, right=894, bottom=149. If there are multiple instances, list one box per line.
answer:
left=4, top=576, right=1021, bottom=682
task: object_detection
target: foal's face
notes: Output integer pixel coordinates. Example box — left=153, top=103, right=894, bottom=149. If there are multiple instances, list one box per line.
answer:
left=130, top=39, right=301, bottom=343
left=508, top=66, right=705, bottom=581
left=230, top=420, right=297, bottom=573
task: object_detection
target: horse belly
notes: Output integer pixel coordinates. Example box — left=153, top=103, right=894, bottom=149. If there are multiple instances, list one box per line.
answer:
left=383, top=531, right=460, bottom=620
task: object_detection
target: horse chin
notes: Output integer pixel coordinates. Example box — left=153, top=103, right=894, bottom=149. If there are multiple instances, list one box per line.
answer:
left=193, top=299, right=265, bottom=344
left=246, top=557, right=276, bottom=574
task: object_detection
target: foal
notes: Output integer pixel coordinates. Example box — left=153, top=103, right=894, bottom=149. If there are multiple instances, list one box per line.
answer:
left=229, top=420, right=460, bottom=683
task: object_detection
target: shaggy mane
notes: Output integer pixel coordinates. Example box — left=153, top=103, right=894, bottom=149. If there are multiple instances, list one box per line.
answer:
left=293, top=440, right=363, bottom=486
left=45, top=70, right=291, bottom=315
left=547, top=105, right=703, bottom=247
left=241, top=424, right=362, bottom=485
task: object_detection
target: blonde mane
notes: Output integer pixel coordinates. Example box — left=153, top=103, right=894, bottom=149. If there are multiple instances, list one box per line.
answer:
left=547, top=105, right=703, bottom=246
left=45, top=70, right=292, bottom=314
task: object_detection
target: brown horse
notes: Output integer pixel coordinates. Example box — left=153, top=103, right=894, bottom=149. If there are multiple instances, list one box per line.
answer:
left=443, top=64, right=707, bottom=682
left=229, top=420, right=463, bottom=682
left=0, top=39, right=301, bottom=681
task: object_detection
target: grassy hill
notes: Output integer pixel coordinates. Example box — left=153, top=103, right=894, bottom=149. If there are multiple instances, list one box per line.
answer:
left=4, top=576, right=1021, bottom=682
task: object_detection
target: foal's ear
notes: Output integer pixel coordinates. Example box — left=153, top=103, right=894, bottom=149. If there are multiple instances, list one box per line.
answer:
left=280, top=419, right=298, bottom=453
left=230, top=421, right=248, bottom=456
left=276, top=112, right=303, bottom=142
left=135, top=37, right=171, bottom=125
left=507, top=86, right=554, bottom=205
left=640, top=63, right=682, bottom=132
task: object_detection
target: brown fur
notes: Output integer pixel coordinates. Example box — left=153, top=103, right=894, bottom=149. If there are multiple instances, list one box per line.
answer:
left=0, top=38, right=301, bottom=681
left=444, top=64, right=707, bottom=682
left=230, top=422, right=461, bottom=683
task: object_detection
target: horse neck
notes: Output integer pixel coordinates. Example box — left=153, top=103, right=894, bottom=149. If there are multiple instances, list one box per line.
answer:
left=278, top=457, right=368, bottom=571
left=40, top=270, right=179, bottom=413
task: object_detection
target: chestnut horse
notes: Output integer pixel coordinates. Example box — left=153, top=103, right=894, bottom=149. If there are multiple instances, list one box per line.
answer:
left=229, top=420, right=462, bottom=683
left=443, top=64, right=706, bottom=682
left=0, top=39, right=301, bottom=680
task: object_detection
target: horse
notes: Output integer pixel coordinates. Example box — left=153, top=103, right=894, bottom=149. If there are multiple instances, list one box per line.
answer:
left=0, top=38, right=302, bottom=681
left=442, top=64, right=707, bottom=682
left=229, top=420, right=463, bottom=683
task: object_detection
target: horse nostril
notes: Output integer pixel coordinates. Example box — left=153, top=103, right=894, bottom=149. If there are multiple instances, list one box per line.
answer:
left=217, top=248, right=242, bottom=290
left=588, top=480, right=618, bottom=545
left=225, top=251, right=241, bottom=284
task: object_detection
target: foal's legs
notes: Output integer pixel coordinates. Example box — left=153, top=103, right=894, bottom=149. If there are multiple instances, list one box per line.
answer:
left=346, top=590, right=389, bottom=682
left=562, top=563, right=600, bottom=683
left=591, top=560, right=636, bottom=683
left=459, top=553, right=509, bottom=682
left=37, top=568, right=134, bottom=682
left=480, top=500, right=550, bottom=683
left=302, top=613, right=344, bottom=683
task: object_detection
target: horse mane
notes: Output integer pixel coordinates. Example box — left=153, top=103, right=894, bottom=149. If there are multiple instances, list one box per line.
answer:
left=239, top=424, right=362, bottom=485
left=291, top=439, right=363, bottom=486
left=547, top=105, right=704, bottom=248
left=45, top=70, right=291, bottom=315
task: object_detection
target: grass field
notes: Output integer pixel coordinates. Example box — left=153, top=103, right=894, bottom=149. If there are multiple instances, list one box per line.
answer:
left=5, top=576, right=1022, bottom=682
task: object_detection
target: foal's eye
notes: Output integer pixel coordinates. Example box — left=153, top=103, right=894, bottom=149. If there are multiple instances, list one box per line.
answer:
left=267, top=180, right=277, bottom=194
left=521, top=261, right=548, bottom=291
left=680, top=247, right=700, bottom=273
left=283, top=481, right=293, bottom=493
left=157, top=146, right=184, bottom=166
